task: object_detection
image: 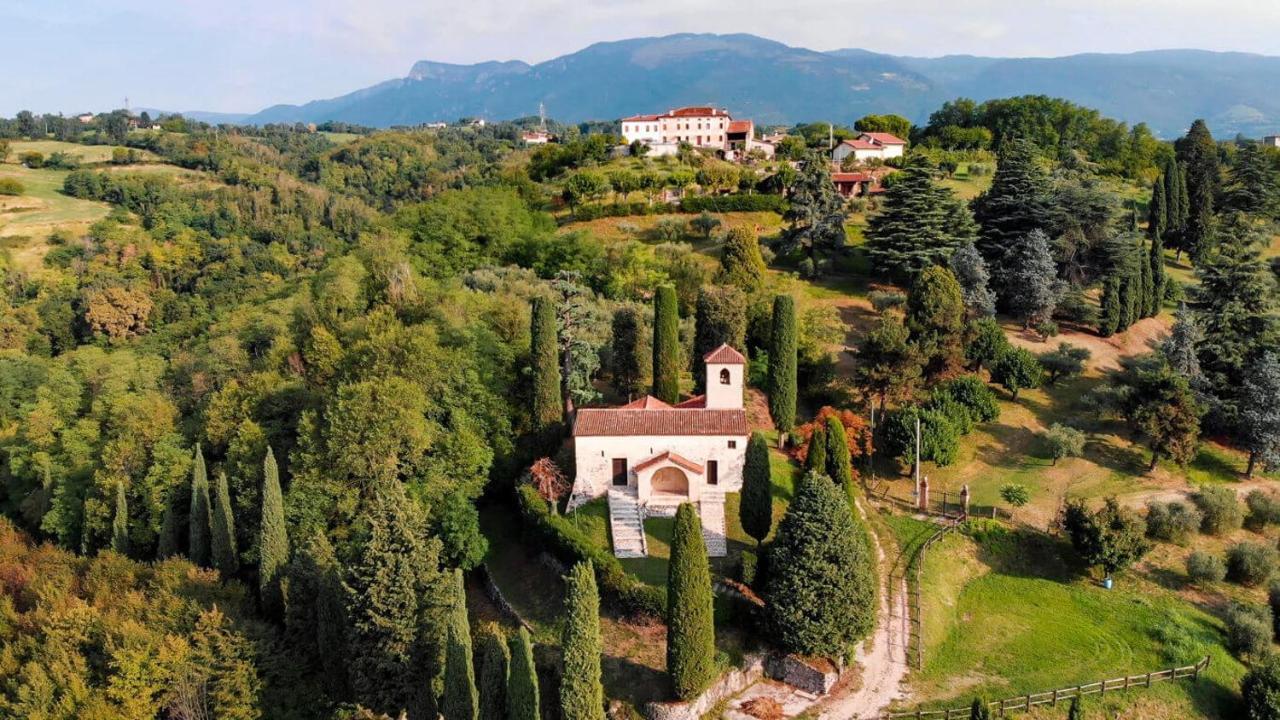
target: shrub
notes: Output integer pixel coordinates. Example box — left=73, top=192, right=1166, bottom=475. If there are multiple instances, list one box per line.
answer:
left=19, top=151, right=44, bottom=168
left=869, top=290, right=906, bottom=314
left=1242, top=653, right=1280, bottom=720
left=1186, top=551, right=1226, bottom=583
left=926, top=393, right=973, bottom=435
left=1271, top=582, right=1280, bottom=642
left=1145, top=501, right=1202, bottom=545
left=1228, top=542, right=1279, bottom=587
left=990, top=347, right=1043, bottom=400
left=938, top=375, right=999, bottom=423
left=680, top=194, right=788, bottom=213
left=1246, top=490, right=1280, bottom=531
left=1193, top=486, right=1244, bottom=535
left=1226, top=602, right=1274, bottom=658
left=0, top=178, right=23, bottom=195
left=999, top=483, right=1030, bottom=510
left=1038, top=343, right=1090, bottom=384
left=1042, top=423, right=1086, bottom=464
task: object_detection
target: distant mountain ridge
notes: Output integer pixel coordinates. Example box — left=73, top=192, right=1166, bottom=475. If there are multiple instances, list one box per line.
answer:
left=243, top=33, right=1280, bottom=137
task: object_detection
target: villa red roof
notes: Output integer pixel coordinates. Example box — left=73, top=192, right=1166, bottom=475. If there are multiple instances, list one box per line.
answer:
left=840, top=139, right=880, bottom=150
left=573, top=408, right=748, bottom=437
left=668, top=106, right=728, bottom=117
left=860, top=132, right=906, bottom=145
left=832, top=172, right=872, bottom=182
left=703, top=343, right=746, bottom=364
left=622, top=114, right=662, bottom=122
left=726, top=120, right=753, bottom=134
left=634, top=451, right=704, bottom=475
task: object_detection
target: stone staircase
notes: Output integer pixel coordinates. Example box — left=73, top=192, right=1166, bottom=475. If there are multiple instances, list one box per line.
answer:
left=644, top=492, right=685, bottom=518
left=699, top=490, right=728, bottom=557
left=607, top=488, right=647, bottom=559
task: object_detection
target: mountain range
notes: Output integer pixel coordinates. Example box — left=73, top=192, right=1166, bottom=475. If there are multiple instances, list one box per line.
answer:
left=241, top=33, right=1280, bottom=137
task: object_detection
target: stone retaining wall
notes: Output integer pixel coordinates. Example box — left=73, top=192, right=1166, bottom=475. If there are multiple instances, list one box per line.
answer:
left=644, top=655, right=765, bottom=720
left=763, top=653, right=841, bottom=696
left=476, top=563, right=534, bottom=631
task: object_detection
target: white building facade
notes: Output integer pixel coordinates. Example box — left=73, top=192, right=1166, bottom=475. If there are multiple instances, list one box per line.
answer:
left=832, top=132, right=907, bottom=163
left=622, top=107, right=773, bottom=158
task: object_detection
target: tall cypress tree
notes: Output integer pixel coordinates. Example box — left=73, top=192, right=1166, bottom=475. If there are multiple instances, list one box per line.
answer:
left=506, top=627, right=540, bottom=720
left=1148, top=174, right=1167, bottom=242
left=111, top=482, right=129, bottom=556
left=718, top=226, right=767, bottom=293
left=530, top=297, right=564, bottom=431
left=1138, top=238, right=1155, bottom=319
left=824, top=415, right=853, bottom=488
left=289, top=531, right=349, bottom=693
left=188, top=444, right=211, bottom=567
left=259, top=446, right=289, bottom=618
left=1099, top=275, right=1122, bottom=337
left=767, top=295, right=798, bottom=432
left=560, top=562, right=604, bottom=720
left=477, top=627, right=510, bottom=720
left=1185, top=180, right=1217, bottom=265
left=210, top=470, right=239, bottom=575
left=610, top=306, right=647, bottom=401
left=652, top=285, right=681, bottom=404
left=1150, top=223, right=1167, bottom=314
left=740, top=432, right=773, bottom=546
left=156, top=478, right=183, bottom=559
left=805, top=425, right=828, bottom=475
left=444, top=569, right=479, bottom=720
left=666, top=504, right=716, bottom=700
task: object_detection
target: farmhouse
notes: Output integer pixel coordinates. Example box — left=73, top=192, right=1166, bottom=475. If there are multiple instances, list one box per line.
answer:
left=521, top=130, right=553, bottom=145
left=1263, top=135, right=1280, bottom=148
left=832, top=131, right=907, bottom=163
left=569, top=344, right=748, bottom=558
left=622, top=106, right=773, bottom=159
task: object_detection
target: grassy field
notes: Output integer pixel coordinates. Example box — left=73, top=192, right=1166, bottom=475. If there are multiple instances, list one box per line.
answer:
left=0, top=165, right=109, bottom=271
left=8, top=139, right=158, bottom=164
left=906, top=521, right=1246, bottom=718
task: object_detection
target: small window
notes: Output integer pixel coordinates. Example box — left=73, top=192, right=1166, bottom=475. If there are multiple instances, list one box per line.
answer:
left=719, top=368, right=731, bottom=385
left=728, top=440, right=737, bottom=449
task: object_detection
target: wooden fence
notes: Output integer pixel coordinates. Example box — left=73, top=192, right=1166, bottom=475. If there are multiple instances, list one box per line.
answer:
left=876, top=656, right=1212, bottom=719
left=906, top=520, right=958, bottom=669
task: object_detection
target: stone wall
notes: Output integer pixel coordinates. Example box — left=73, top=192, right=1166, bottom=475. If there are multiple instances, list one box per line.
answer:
left=476, top=564, right=533, bottom=631
left=763, top=654, right=841, bottom=696
left=643, top=655, right=765, bottom=720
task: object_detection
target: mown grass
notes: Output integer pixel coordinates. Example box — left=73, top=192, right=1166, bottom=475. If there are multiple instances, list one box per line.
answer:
left=8, top=139, right=158, bottom=164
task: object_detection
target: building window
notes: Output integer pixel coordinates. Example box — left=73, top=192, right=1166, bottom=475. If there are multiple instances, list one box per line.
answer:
left=719, top=368, right=731, bottom=385
left=728, top=440, right=737, bottom=449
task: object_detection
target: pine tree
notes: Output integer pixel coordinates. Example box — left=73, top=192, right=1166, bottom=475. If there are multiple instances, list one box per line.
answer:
left=666, top=504, right=716, bottom=699
left=718, top=226, right=766, bottom=293
left=477, top=627, right=510, bottom=720
left=259, top=447, right=289, bottom=618
left=1241, top=353, right=1280, bottom=478
left=610, top=307, right=647, bottom=400
left=189, top=444, right=211, bottom=567
left=948, top=241, right=996, bottom=317
left=865, top=158, right=976, bottom=278
left=506, top=627, right=540, bottom=720
left=805, top=425, right=828, bottom=474
left=693, top=286, right=747, bottom=393
left=1002, top=229, right=1059, bottom=328
left=444, top=570, right=479, bottom=720
left=530, top=297, right=564, bottom=431
left=111, top=482, right=129, bottom=555
left=740, top=432, right=773, bottom=546
left=1225, top=141, right=1279, bottom=216
left=1162, top=302, right=1205, bottom=385
left=824, top=415, right=853, bottom=488
left=765, top=472, right=877, bottom=655
left=652, top=285, right=681, bottom=404
left=971, top=138, right=1054, bottom=304
left=211, top=470, right=239, bottom=575
left=560, top=562, right=604, bottom=720
left=779, top=152, right=847, bottom=272
left=767, top=295, right=797, bottom=432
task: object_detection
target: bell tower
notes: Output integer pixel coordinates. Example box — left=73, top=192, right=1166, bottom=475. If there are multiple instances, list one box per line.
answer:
left=703, top=344, right=745, bottom=410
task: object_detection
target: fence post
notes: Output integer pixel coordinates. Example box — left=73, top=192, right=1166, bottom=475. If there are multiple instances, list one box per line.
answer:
left=1024, top=694, right=1031, bottom=710
left=998, top=698, right=1006, bottom=716
left=1051, top=689, right=1058, bottom=706
left=1146, top=671, right=1152, bottom=687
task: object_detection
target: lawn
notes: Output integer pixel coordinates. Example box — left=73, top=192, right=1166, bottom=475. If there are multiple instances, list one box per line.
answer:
left=0, top=165, right=109, bottom=271
left=557, top=209, right=785, bottom=246
left=907, top=521, right=1246, bottom=719
left=8, top=139, right=158, bottom=164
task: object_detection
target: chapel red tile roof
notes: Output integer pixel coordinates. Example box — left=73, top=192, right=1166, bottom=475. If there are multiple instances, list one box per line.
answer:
left=573, top=408, right=748, bottom=437
left=674, top=395, right=706, bottom=409
left=860, top=132, right=906, bottom=145
left=633, top=450, right=704, bottom=474
left=703, top=343, right=746, bottom=364
left=621, top=396, right=673, bottom=409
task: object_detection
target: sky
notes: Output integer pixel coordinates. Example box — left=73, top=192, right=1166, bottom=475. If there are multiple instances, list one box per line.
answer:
left=4, top=0, right=1280, bottom=116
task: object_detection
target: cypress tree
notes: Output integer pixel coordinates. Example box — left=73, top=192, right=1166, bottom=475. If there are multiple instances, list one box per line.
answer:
left=477, top=627, right=510, bottom=720
left=530, top=297, right=564, bottom=430
left=610, top=306, right=647, bottom=401
left=188, top=444, right=211, bottom=567
left=210, top=470, right=239, bottom=575
left=506, top=627, right=540, bottom=720
left=718, top=226, right=767, bottom=293
left=905, top=265, right=967, bottom=375
left=1138, top=239, right=1155, bottom=319
left=444, top=569, right=479, bottom=720
left=767, top=295, right=798, bottom=432
left=652, top=285, right=681, bottom=404
left=693, top=286, right=747, bottom=393
left=1099, top=275, right=1122, bottom=337
left=1150, top=224, right=1167, bottom=314
left=805, top=425, right=828, bottom=475
left=666, top=504, right=716, bottom=699
left=156, top=479, right=183, bottom=559
left=560, top=562, right=604, bottom=720
left=289, top=532, right=349, bottom=692
left=259, top=446, right=289, bottom=618
left=824, top=415, right=853, bottom=488
left=1185, top=180, right=1216, bottom=265
left=765, top=472, right=877, bottom=655
left=111, top=482, right=129, bottom=556
left=740, top=432, right=773, bottom=546
left=1148, top=174, right=1167, bottom=242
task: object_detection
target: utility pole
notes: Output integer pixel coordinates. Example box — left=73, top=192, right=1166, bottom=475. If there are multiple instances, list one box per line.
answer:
left=914, top=414, right=922, bottom=495
left=828, top=122, right=834, bottom=151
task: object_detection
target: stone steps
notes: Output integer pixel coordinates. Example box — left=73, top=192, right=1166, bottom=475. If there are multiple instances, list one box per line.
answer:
left=700, top=493, right=728, bottom=558
left=607, top=489, right=647, bottom=558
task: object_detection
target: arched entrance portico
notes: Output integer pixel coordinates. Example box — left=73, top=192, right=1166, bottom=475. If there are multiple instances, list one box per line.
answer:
left=651, top=466, right=690, bottom=496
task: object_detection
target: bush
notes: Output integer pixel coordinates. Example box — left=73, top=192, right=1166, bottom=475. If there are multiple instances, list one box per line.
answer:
left=869, top=290, right=906, bottom=314
left=1193, top=486, right=1244, bottom=535
left=0, top=178, right=23, bottom=195
left=938, top=375, right=1000, bottom=423
left=739, top=550, right=758, bottom=586
left=1042, top=423, right=1086, bottom=464
left=1228, top=542, right=1279, bottom=587
left=1271, top=582, right=1280, bottom=642
left=680, top=194, right=788, bottom=213
left=990, top=346, right=1043, bottom=400
left=1038, top=343, right=1090, bottom=384
left=1186, top=551, right=1226, bottom=583
left=1226, top=602, right=1274, bottom=658
left=1242, top=654, right=1280, bottom=720
left=1246, top=490, right=1280, bottom=531
left=1145, top=501, right=1202, bottom=545
left=515, top=485, right=663, bottom=617
left=19, top=151, right=44, bottom=168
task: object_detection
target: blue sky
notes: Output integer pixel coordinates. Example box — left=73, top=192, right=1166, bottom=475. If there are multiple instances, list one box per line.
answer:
left=4, top=0, right=1280, bottom=116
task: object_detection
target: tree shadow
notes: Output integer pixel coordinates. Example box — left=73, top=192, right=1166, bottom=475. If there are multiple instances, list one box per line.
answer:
left=600, top=653, right=671, bottom=707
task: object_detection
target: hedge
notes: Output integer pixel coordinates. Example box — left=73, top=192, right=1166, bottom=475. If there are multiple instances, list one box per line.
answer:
left=680, top=194, right=788, bottom=214
left=516, top=485, right=664, bottom=617
left=568, top=201, right=678, bottom=221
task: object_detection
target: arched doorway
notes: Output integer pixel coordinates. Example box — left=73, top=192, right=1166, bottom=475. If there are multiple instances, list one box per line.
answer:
left=651, top=467, right=689, bottom=497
